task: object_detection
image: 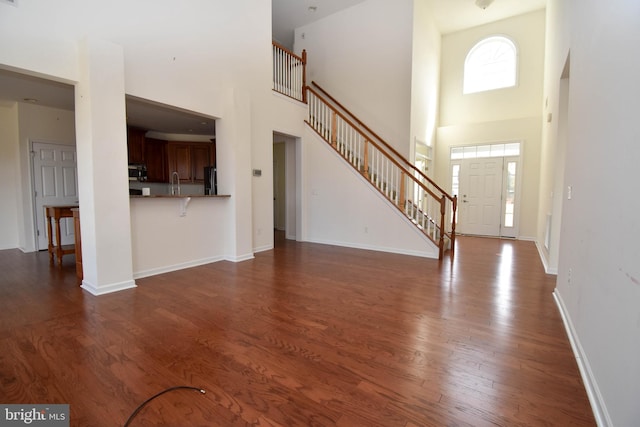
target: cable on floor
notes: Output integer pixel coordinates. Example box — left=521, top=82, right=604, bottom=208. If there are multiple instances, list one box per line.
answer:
left=123, top=385, right=206, bottom=427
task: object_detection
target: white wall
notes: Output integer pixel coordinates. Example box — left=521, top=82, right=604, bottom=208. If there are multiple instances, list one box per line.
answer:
left=129, top=198, right=228, bottom=277
left=436, top=117, right=542, bottom=239
left=301, top=127, right=439, bottom=258
left=435, top=11, right=546, bottom=240
left=438, top=10, right=546, bottom=127
left=547, top=0, right=640, bottom=425
left=0, top=0, right=273, bottom=289
left=16, top=103, right=76, bottom=252
left=410, top=0, right=441, bottom=161
left=0, top=104, right=20, bottom=250
left=294, top=0, right=414, bottom=158
left=536, top=0, right=571, bottom=274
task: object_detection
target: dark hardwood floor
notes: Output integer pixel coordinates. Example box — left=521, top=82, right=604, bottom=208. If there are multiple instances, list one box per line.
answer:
left=0, top=234, right=595, bottom=426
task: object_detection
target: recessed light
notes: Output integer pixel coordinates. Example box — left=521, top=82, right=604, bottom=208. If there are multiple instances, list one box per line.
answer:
left=23, top=98, right=38, bottom=103
left=308, top=6, right=317, bottom=12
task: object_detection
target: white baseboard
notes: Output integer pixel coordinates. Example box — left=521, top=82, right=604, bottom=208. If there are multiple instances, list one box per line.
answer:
left=517, top=235, right=536, bottom=241
left=553, top=289, right=611, bottom=427
left=225, top=253, right=255, bottom=263
left=535, top=240, right=557, bottom=274
left=305, top=237, right=439, bottom=259
left=81, top=279, right=137, bottom=295
left=253, top=244, right=274, bottom=254
left=133, top=256, right=225, bottom=279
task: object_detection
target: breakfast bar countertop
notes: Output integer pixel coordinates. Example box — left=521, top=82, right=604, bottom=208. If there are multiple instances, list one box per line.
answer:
left=129, top=194, right=231, bottom=199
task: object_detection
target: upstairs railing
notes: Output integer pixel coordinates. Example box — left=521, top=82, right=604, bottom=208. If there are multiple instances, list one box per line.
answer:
left=272, top=42, right=307, bottom=103
left=306, top=84, right=457, bottom=259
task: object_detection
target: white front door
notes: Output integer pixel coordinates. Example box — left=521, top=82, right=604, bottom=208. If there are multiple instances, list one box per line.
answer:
left=458, top=157, right=503, bottom=236
left=32, top=142, right=78, bottom=250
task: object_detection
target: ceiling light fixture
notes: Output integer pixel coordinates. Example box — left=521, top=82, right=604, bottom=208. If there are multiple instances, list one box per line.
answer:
left=308, top=6, right=317, bottom=13
left=475, top=0, right=494, bottom=10
left=23, top=98, right=38, bottom=103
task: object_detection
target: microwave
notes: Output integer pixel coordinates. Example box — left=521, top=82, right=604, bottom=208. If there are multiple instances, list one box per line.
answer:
left=128, top=164, right=147, bottom=181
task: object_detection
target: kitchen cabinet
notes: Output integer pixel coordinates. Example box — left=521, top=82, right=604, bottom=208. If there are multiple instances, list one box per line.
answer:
left=127, top=126, right=216, bottom=184
left=144, top=138, right=167, bottom=182
left=167, top=141, right=216, bottom=183
left=127, top=127, right=145, bottom=164
left=191, top=144, right=213, bottom=182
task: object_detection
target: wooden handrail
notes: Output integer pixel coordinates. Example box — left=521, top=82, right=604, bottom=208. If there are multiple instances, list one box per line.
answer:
left=310, top=81, right=454, bottom=202
left=306, top=87, right=442, bottom=201
left=272, top=41, right=305, bottom=62
left=306, top=85, right=457, bottom=258
left=272, top=47, right=456, bottom=257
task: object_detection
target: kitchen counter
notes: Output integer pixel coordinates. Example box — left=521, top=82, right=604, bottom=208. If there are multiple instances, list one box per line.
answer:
left=129, top=193, right=230, bottom=277
left=130, top=193, right=230, bottom=217
left=130, top=194, right=231, bottom=198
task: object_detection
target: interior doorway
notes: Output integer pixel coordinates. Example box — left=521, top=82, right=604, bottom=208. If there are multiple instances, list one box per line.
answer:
left=451, top=142, right=522, bottom=238
left=546, top=56, right=571, bottom=270
left=273, top=142, right=286, bottom=232
left=31, top=141, right=79, bottom=250
left=272, top=132, right=300, bottom=242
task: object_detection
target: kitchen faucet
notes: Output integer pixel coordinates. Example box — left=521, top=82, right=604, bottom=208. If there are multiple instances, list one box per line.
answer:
left=170, top=171, right=181, bottom=195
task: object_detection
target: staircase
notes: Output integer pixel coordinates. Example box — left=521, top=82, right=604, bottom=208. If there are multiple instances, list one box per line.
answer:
left=305, top=82, right=457, bottom=259
left=271, top=43, right=456, bottom=260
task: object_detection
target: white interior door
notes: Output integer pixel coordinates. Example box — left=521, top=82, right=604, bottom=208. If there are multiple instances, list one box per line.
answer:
left=32, top=142, right=78, bottom=250
left=458, top=157, right=503, bottom=236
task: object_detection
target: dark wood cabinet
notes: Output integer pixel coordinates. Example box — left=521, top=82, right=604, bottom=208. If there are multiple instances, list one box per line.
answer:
left=144, top=138, right=167, bottom=182
left=167, top=143, right=192, bottom=181
left=127, top=126, right=216, bottom=184
left=191, top=144, right=213, bottom=182
left=127, top=127, right=145, bottom=164
left=167, top=141, right=215, bottom=183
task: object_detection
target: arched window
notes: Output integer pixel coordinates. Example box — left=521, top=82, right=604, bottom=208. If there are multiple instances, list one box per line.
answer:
left=463, top=36, right=517, bottom=94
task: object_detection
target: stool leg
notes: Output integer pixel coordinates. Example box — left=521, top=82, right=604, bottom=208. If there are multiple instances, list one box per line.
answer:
left=47, top=216, right=54, bottom=265
left=56, top=218, right=63, bottom=267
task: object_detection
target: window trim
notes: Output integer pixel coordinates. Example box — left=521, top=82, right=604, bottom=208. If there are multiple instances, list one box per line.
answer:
left=463, top=35, right=519, bottom=95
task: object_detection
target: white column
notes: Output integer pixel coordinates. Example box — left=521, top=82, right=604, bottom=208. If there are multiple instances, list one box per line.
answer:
left=75, top=38, right=136, bottom=295
left=217, top=88, right=254, bottom=262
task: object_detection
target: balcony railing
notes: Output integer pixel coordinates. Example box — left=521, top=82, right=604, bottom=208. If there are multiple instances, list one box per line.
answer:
left=272, top=42, right=306, bottom=103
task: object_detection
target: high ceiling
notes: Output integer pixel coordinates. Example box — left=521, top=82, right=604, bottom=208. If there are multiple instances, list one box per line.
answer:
left=272, top=0, right=369, bottom=48
left=1, top=0, right=545, bottom=135
left=273, top=0, right=546, bottom=48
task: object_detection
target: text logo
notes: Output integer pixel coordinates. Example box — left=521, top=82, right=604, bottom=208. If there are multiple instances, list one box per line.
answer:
left=1, top=405, right=69, bottom=426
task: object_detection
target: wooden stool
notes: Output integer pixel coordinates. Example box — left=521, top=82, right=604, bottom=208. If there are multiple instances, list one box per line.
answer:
left=44, top=205, right=78, bottom=267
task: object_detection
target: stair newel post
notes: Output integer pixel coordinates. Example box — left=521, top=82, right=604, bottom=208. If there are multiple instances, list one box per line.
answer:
left=331, top=110, right=337, bottom=147
left=302, top=49, right=307, bottom=104
left=439, top=195, right=446, bottom=260
left=399, top=172, right=406, bottom=209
